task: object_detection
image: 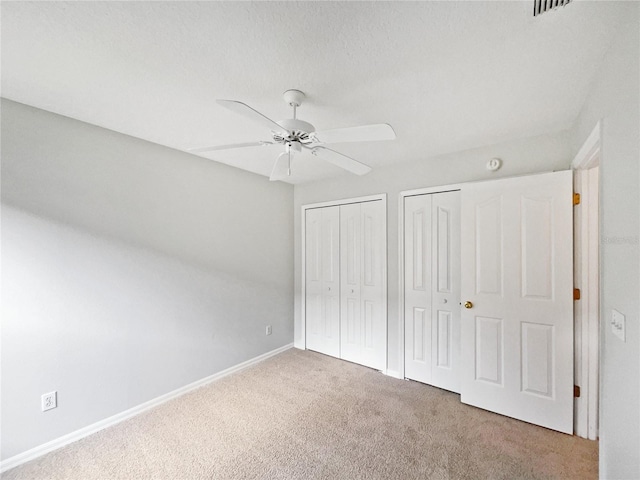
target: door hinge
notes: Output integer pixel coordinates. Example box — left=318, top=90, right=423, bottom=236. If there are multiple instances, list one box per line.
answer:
left=573, top=192, right=581, bottom=205
left=574, top=288, right=581, bottom=300
left=574, top=385, right=581, bottom=398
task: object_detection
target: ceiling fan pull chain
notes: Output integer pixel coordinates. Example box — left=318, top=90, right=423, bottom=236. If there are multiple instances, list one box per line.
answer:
left=287, top=149, right=292, bottom=176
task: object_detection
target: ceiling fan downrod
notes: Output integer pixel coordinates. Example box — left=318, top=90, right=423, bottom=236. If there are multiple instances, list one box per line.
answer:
left=283, top=89, right=305, bottom=120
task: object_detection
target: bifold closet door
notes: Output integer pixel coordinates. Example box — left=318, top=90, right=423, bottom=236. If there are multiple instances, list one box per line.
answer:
left=404, top=191, right=461, bottom=392
left=340, top=201, right=385, bottom=370
left=305, top=206, right=340, bottom=358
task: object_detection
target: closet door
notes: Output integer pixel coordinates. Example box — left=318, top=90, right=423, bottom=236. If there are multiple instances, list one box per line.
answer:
left=404, top=191, right=461, bottom=392
left=404, top=195, right=433, bottom=384
left=340, top=201, right=385, bottom=370
left=340, top=203, right=362, bottom=364
left=430, top=192, right=461, bottom=391
left=305, top=206, right=340, bottom=358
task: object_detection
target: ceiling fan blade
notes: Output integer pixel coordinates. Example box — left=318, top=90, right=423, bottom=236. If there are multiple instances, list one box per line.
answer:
left=188, top=141, right=273, bottom=154
left=312, top=123, right=396, bottom=144
left=270, top=152, right=291, bottom=182
left=217, top=100, right=288, bottom=134
left=310, top=146, right=372, bottom=176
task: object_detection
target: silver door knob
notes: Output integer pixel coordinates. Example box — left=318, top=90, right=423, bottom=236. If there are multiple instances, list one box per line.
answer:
left=351, top=289, right=355, bottom=294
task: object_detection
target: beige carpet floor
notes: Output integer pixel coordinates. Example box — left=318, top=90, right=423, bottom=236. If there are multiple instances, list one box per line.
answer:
left=4, top=348, right=597, bottom=479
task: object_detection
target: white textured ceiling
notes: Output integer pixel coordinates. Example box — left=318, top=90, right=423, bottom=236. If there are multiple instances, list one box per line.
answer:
left=1, top=1, right=630, bottom=184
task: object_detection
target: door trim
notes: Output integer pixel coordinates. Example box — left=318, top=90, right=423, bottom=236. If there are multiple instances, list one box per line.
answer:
left=572, top=120, right=601, bottom=440
left=300, top=194, right=388, bottom=372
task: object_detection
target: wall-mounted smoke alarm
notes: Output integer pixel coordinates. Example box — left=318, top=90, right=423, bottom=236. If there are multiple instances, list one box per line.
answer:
left=486, top=158, right=502, bottom=172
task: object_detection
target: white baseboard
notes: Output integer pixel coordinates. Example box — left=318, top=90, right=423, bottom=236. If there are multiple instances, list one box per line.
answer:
left=385, top=369, right=403, bottom=380
left=0, top=343, right=294, bottom=473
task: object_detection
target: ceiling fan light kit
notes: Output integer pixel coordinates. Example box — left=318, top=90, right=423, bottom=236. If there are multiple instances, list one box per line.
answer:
left=191, top=89, right=397, bottom=182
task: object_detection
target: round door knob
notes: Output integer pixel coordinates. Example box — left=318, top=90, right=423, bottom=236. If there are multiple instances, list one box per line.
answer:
left=351, top=289, right=355, bottom=294
left=328, top=287, right=331, bottom=291
left=442, top=298, right=448, bottom=304
left=464, top=301, right=473, bottom=309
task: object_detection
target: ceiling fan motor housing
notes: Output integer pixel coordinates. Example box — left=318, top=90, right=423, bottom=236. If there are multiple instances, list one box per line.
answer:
left=277, top=118, right=315, bottom=134
left=273, top=118, right=316, bottom=145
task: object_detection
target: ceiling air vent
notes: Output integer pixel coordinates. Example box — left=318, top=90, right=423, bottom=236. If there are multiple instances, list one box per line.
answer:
left=533, top=0, right=572, bottom=17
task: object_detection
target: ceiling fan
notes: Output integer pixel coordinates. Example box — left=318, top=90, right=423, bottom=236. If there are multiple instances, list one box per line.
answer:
left=190, top=90, right=396, bottom=181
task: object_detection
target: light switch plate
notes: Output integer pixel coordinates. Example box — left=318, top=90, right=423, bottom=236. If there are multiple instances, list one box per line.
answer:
left=611, top=309, right=626, bottom=342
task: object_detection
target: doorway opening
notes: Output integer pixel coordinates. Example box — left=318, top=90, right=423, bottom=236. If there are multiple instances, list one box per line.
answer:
left=572, top=121, right=601, bottom=440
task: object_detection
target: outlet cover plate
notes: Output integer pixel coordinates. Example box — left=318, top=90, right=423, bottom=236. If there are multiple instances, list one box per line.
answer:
left=42, top=391, right=57, bottom=412
left=611, top=309, right=626, bottom=342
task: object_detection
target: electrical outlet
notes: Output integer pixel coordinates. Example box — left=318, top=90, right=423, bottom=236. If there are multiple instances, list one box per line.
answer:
left=611, top=309, right=626, bottom=342
left=42, top=391, right=57, bottom=412
left=266, top=325, right=272, bottom=336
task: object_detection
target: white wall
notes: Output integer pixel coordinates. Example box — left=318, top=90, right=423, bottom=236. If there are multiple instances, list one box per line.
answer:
left=571, top=8, right=640, bottom=479
left=1, top=99, right=294, bottom=460
left=293, top=130, right=572, bottom=375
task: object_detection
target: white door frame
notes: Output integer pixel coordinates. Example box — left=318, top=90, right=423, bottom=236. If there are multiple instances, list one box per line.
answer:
left=572, top=121, right=601, bottom=440
left=398, top=185, right=464, bottom=379
left=300, top=194, right=388, bottom=371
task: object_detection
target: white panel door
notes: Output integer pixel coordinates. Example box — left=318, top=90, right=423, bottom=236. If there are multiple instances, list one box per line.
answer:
left=404, top=194, right=432, bottom=384
left=430, top=192, right=461, bottom=392
left=306, top=206, right=340, bottom=358
left=460, top=170, right=573, bottom=433
left=404, top=192, right=461, bottom=392
left=340, top=201, right=385, bottom=370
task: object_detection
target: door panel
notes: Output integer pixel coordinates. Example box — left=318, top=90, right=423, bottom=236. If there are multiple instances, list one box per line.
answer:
left=306, top=208, right=323, bottom=340
left=474, top=196, right=503, bottom=296
left=475, top=316, right=503, bottom=385
left=436, top=311, right=451, bottom=367
left=306, top=206, right=340, bottom=358
left=340, top=201, right=385, bottom=370
left=340, top=203, right=361, bottom=362
left=359, top=201, right=385, bottom=369
left=345, top=297, right=359, bottom=345
left=430, top=192, right=461, bottom=391
left=404, top=191, right=461, bottom=392
left=521, top=196, right=553, bottom=299
left=405, top=195, right=433, bottom=383
left=521, top=322, right=553, bottom=397
left=412, top=307, right=428, bottom=362
left=460, top=170, right=573, bottom=434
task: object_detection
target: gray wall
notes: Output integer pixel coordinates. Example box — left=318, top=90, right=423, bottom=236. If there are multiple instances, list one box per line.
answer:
left=293, top=130, right=572, bottom=374
left=1, top=99, right=294, bottom=460
left=571, top=8, right=640, bottom=479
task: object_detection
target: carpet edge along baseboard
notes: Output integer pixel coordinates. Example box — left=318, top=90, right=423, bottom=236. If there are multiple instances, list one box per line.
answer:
left=0, top=343, right=294, bottom=473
